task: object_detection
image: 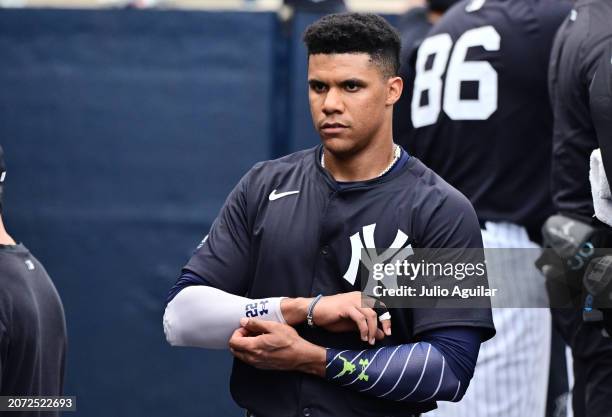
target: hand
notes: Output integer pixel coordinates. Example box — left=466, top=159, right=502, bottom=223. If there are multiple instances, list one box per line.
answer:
left=228, top=318, right=326, bottom=377
left=313, top=292, right=391, bottom=345
left=280, top=292, right=391, bottom=345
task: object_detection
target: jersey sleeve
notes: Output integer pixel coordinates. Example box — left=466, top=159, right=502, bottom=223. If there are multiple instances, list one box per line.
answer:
left=412, top=184, right=496, bottom=341
left=165, top=270, right=212, bottom=305
left=418, top=185, right=483, bottom=249
left=549, top=5, right=612, bottom=215
left=183, top=169, right=254, bottom=296
left=535, top=0, right=572, bottom=67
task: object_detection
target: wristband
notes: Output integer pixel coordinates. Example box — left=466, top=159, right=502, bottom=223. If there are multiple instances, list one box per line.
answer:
left=306, top=294, right=323, bottom=328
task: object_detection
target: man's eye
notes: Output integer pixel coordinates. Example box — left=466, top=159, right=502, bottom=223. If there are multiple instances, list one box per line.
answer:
left=311, top=83, right=327, bottom=93
left=345, top=82, right=360, bottom=92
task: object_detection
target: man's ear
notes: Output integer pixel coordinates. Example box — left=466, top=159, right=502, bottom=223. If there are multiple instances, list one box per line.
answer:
left=386, top=76, right=404, bottom=106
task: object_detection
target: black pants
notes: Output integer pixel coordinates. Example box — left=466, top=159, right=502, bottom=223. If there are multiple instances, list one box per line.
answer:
left=551, top=308, right=612, bottom=417
left=546, top=326, right=570, bottom=417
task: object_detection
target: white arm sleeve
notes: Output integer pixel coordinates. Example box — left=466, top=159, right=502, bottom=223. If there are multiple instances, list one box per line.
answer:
left=163, top=286, right=286, bottom=349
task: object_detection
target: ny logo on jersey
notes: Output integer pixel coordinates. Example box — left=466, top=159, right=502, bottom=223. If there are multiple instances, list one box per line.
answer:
left=342, top=224, right=413, bottom=290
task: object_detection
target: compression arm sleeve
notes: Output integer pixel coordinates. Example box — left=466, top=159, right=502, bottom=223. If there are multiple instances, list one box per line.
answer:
left=163, top=272, right=286, bottom=349
left=325, top=327, right=481, bottom=403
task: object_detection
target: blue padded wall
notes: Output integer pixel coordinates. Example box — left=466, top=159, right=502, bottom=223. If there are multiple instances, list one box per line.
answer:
left=0, top=9, right=277, bottom=417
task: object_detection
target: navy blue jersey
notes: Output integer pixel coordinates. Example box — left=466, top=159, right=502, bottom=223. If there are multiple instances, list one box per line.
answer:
left=395, top=7, right=434, bottom=147
left=395, top=0, right=570, bottom=236
left=184, top=145, right=494, bottom=417
left=549, top=0, right=612, bottom=217
left=398, top=7, right=432, bottom=68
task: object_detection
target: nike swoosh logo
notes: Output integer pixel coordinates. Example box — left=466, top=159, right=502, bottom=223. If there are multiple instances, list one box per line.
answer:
left=269, top=189, right=300, bottom=201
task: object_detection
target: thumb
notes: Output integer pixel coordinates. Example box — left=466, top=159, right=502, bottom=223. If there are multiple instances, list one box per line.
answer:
left=240, top=317, right=276, bottom=334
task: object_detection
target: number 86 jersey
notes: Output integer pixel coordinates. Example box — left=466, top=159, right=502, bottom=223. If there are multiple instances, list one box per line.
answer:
left=394, top=0, right=571, bottom=238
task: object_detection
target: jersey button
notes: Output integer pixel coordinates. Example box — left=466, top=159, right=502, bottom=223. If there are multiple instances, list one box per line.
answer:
left=321, top=246, right=329, bottom=256
left=302, top=407, right=312, bottom=417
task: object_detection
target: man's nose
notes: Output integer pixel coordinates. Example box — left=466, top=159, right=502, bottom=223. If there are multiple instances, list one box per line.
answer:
left=322, top=88, right=344, bottom=115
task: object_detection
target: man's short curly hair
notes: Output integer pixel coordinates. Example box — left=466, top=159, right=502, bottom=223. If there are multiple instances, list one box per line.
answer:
left=303, top=13, right=401, bottom=78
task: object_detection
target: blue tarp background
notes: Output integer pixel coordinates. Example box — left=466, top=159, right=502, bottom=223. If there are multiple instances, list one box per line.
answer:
left=0, top=9, right=395, bottom=417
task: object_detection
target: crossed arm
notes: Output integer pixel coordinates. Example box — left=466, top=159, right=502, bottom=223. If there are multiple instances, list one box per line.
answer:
left=164, top=274, right=389, bottom=349
left=228, top=318, right=477, bottom=403
left=163, top=271, right=480, bottom=403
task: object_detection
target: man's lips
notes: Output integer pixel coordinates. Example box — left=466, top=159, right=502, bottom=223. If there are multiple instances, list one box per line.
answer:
left=320, top=122, right=348, bottom=134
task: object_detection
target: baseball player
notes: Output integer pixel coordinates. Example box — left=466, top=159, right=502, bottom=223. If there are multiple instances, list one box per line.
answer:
left=396, top=0, right=460, bottom=149
left=589, top=40, right=612, bottom=337
left=164, top=13, right=495, bottom=417
left=0, top=145, right=67, bottom=413
left=394, top=1, right=571, bottom=416
left=548, top=1, right=612, bottom=416
left=398, top=0, right=460, bottom=66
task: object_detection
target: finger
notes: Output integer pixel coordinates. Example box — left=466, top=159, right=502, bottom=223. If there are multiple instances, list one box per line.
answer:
left=378, top=308, right=391, bottom=336
left=359, top=307, right=378, bottom=345
left=232, top=326, right=251, bottom=338
left=373, top=299, right=389, bottom=318
left=227, top=327, right=247, bottom=348
left=231, top=349, right=249, bottom=364
left=228, top=332, right=257, bottom=351
left=374, top=298, right=391, bottom=336
left=345, top=307, right=368, bottom=342
left=375, top=328, right=385, bottom=340
left=230, top=345, right=241, bottom=357
left=380, top=315, right=392, bottom=336
left=361, top=294, right=377, bottom=309
left=230, top=346, right=247, bottom=358
left=240, top=317, right=278, bottom=334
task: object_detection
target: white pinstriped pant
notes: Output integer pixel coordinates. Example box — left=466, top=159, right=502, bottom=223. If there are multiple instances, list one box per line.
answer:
left=425, top=222, right=552, bottom=417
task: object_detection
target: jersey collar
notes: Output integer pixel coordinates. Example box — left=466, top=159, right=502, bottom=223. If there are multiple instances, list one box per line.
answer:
left=313, top=145, right=413, bottom=192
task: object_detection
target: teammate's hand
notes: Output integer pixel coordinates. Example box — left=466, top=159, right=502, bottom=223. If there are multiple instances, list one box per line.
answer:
left=228, top=318, right=326, bottom=377
left=313, top=292, right=391, bottom=345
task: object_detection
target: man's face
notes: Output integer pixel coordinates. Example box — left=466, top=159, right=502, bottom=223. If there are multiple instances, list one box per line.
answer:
left=307, top=53, right=400, bottom=156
